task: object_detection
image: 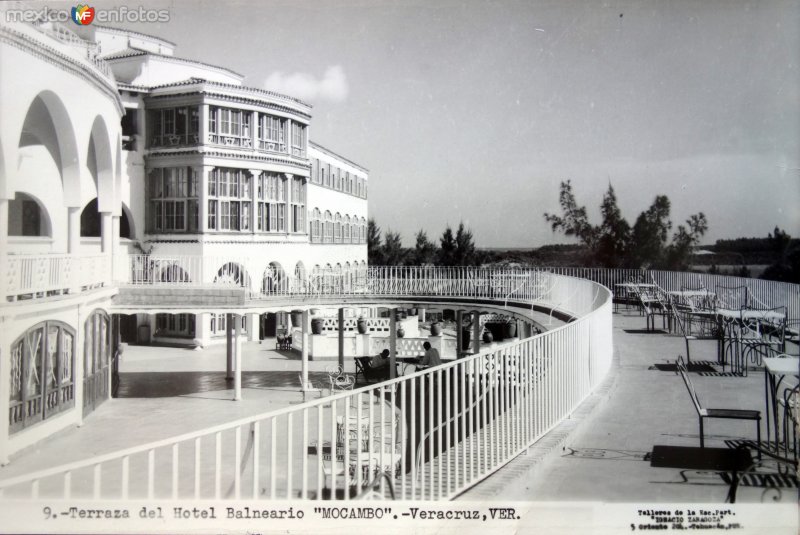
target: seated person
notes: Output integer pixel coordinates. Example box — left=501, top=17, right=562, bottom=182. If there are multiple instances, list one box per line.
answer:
left=369, top=349, right=391, bottom=369
left=418, top=341, right=441, bottom=369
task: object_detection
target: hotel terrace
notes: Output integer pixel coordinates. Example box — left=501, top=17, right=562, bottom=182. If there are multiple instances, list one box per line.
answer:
left=0, top=11, right=797, bottom=508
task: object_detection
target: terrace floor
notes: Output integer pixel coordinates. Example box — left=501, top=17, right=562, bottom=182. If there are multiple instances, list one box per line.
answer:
left=1, top=309, right=796, bottom=505
left=461, top=309, right=799, bottom=504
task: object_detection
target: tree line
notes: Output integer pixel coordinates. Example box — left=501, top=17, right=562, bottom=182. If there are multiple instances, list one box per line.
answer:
left=367, top=220, right=485, bottom=266
left=543, top=180, right=708, bottom=270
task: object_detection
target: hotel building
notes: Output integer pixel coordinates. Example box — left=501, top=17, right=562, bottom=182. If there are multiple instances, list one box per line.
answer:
left=0, top=16, right=367, bottom=461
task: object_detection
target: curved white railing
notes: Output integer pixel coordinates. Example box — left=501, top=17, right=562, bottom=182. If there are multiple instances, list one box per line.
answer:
left=0, top=269, right=613, bottom=500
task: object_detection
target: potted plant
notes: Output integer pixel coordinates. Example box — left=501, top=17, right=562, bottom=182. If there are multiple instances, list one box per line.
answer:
left=291, top=311, right=302, bottom=328
left=504, top=319, right=517, bottom=338
left=482, top=329, right=494, bottom=344
left=397, top=326, right=405, bottom=338
left=357, top=316, right=367, bottom=334
left=311, top=318, right=323, bottom=335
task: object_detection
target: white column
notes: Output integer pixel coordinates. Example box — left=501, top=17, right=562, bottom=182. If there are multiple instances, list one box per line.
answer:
left=67, top=206, right=81, bottom=253
left=197, top=166, right=208, bottom=234
left=246, top=313, right=259, bottom=342
left=250, top=111, right=258, bottom=150
left=301, top=310, right=309, bottom=387
left=286, top=119, right=293, bottom=156
left=111, top=215, right=121, bottom=281
left=419, top=308, right=426, bottom=323
left=472, top=311, right=481, bottom=355
left=100, top=212, right=113, bottom=253
left=194, top=313, right=211, bottom=348
left=249, top=169, right=259, bottom=234
left=234, top=314, right=242, bottom=401
left=199, top=104, right=209, bottom=145
left=226, top=313, right=233, bottom=380
left=389, top=308, right=397, bottom=379
left=284, top=173, right=293, bottom=235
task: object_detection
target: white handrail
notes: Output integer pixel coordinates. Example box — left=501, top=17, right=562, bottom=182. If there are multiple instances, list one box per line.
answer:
left=0, top=268, right=613, bottom=501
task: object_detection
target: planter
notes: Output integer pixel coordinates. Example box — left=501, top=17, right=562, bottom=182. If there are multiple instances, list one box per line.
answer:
left=504, top=321, right=517, bottom=338
left=290, top=311, right=302, bottom=328
left=430, top=322, right=442, bottom=336
left=311, top=318, right=323, bottom=335
left=482, top=330, right=494, bottom=344
left=357, top=318, right=367, bottom=334
left=397, top=326, right=405, bottom=338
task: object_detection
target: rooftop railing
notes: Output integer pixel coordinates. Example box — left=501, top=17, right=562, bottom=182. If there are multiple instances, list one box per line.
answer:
left=0, top=268, right=613, bottom=500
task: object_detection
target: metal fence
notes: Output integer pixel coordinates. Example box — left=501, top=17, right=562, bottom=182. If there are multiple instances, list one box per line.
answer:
left=0, top=269, right=613, bottom=501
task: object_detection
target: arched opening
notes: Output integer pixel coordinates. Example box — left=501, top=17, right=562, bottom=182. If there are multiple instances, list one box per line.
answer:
left=80, top=198, right=101, bottom=237
left=87, top=116, right=115, bottom=213
left=158, top=264, right=191, bottom=283
left=85, top=200, right=134, bottom=238
left=215, top=262, right=251, bottom=289
left=8, top=192, right=51, bottom=236
left=18, top=92, right=81, bottom=206
left=120, top=203, right=133, bottom=239
left=261, top=262, right=287, bottom=294
left=9, top=321, right=76, bottom=433
left=294, top=261, right=306, bottom=292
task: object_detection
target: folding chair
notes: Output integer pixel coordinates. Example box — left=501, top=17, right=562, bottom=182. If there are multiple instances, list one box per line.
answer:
left=676, top=356, right=761, bottom=457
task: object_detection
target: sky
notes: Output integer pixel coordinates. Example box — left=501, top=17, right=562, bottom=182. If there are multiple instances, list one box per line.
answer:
left=72, top=0, right=800, bottom=247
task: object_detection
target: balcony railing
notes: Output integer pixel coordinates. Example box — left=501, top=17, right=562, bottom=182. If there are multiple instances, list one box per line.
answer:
left=0, top=269, right=614, bottom=500
left=2, top=254, right=111, bottom=302
left=149, top=133, right=199, bottom=149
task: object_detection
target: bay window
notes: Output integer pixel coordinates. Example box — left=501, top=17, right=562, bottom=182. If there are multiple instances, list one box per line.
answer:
left=291, top=176, right=306, bottom=233
left=257, top=114, right=286, bottom=152
left=149, top=167, right=199, bottom=233
left=256, top=172, right=286, bottom=233
left=208, top=106, right=252, bottom=148
left=207, top=168, right=252, bottom=232
left=291, top=122, right=306, bottom=157
left=150, top=106, right=199, bottom=147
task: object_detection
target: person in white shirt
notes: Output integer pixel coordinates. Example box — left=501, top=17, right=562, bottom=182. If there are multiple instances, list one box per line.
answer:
left=419, top=341, right=441, bottom=368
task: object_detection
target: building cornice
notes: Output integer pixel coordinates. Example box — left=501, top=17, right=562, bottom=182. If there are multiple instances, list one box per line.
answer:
left=144, top=87, right=311, bottom=121
left=0, top=25, right=123, bottom=115
left=145, top=148, right=311, bottom=171
left=104, top=52, right=244, bottom=80
left=309, top=141, right=369, bottom=174
left=142, top=78, right=311, bottom=112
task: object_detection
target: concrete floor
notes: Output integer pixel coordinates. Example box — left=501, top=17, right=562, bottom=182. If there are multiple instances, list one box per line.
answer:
left=463, top=310, right=798, bottom=504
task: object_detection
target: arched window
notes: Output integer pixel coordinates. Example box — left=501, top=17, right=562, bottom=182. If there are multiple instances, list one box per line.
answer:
left=344, top=215, right=352, bottom=243
left=311, top=208, right=321, bottom=243
left=8, top=192, right=51, bottom=237
left=215, top=262, right=251, bottom=289
left=324, top=211, right=333, bottom=243
left=9, top=321, right=75, bottom=433
left=334, top=213, right=342, bottom=244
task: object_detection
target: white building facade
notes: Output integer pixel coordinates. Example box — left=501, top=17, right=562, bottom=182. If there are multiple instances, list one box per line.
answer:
left=0, top=15, right=367, bottom=461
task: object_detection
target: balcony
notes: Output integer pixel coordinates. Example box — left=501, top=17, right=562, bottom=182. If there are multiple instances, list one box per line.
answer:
left=149, top=133, right=199, bottom=149
left=2, top=254, right=111, bottom=303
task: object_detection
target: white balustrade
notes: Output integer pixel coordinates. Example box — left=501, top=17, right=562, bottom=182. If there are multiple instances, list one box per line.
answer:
left=2, top=254, right=110, bottom=301
left=0, top=268, right=615, bottom=501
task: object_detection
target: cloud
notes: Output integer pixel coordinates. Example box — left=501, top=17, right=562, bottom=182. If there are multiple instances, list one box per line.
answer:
left=264, top=66, right=348, bottom=103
